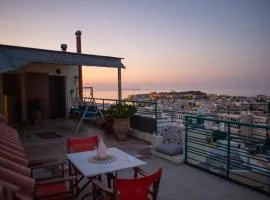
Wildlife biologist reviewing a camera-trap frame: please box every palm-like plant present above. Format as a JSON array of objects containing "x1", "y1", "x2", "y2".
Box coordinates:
[{"x1": 107, "y1": 104, "x2": 137, "y2": 119}]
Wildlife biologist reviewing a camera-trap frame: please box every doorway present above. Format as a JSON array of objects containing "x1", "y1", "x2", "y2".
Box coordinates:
[{"x1": 49, "y1": 76, "x2": 66, "y2": 118}]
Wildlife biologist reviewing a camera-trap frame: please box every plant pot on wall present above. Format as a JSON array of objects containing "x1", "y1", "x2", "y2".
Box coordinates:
[
  {"x1": 107, "y1": 103, "x2": 137, "y2": 141},
  {"x1": 112, "y1": 118, "x2": 131, "y2": 140}
]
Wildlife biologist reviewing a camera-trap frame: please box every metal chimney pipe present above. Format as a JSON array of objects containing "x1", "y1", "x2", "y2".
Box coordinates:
[
  {"x1": 75, "y1": 30, "x2": 83, "y2": 100},
  {"x1": 61, "y1": 44, "x2": 67, "y2": 51},
  {"x1": 75, "y1": 30, "x2": 82, "y2": 53}
]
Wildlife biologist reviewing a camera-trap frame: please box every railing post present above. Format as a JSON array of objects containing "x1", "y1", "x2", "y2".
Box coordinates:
[
  {"x1": 154, "y1": 101, "x2": 157, "y2": 135},
  {"x1": 184, "y1": 116, "x2": 188, "y2": 163},
  {"x1": 171, "y1": 111, "x2": 174, "y2": 126},
  {"x1": 102, "y1": 99, "x2": 105, "y2": 113},
  {"x1": 226, "y1": 122, "x2": 231, "y2": 179}
]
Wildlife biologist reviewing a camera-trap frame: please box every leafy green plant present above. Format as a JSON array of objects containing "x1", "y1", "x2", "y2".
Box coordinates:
[{"x1": 107, "y1": 103, "x2": 137, "y2": 119}]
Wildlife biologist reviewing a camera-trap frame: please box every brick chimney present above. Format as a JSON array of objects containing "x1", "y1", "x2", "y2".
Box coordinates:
[{"x1": 75, "y1": 30, "x2": 83, "y2": 100}]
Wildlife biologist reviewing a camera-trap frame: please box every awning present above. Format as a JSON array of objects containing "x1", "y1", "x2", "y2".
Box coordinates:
[{"x1": 0, "y1": 44, "x2": 125, "y2": 73}]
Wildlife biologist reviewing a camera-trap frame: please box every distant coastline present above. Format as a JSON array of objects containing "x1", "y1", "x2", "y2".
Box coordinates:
[{"x1": 85, "y1": 88, "x2": 269, "y2": 100}]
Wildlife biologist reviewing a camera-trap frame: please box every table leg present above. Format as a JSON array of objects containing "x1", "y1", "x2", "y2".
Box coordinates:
[{"x1": 106, "y1": 172, "x2": 117, "y2": 188}]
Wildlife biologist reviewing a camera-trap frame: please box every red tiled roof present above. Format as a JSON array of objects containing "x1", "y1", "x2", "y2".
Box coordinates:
[{"x1": 0, "y1": 120, "x2": 35, "y2": 200}]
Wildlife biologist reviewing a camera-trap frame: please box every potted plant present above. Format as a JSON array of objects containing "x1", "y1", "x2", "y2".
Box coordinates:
[{"x1": 107, "y1": 103, "x2": 137, "y2": 140}]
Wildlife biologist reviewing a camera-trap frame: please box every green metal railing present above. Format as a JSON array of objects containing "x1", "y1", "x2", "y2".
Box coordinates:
[{"x1": 185, "y1": 115, "x2": 270, "y2": 194}]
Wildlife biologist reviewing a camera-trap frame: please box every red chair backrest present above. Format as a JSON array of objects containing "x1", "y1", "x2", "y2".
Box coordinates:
[
  {"x1": 67, "y1": 136, "x2": 98, "y2": 153},
  {"x1": 115, "y1": 168, "x2": 163, "y2": 200}
]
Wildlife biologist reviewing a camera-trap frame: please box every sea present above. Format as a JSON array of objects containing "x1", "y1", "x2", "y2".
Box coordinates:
[{"x1": 85, "y1": 88, "x2": 269, "y2": 100}]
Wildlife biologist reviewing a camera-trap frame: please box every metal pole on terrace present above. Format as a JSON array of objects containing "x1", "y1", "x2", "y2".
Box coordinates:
[
  {"x1": 118, "y1": 68, "x2": 122, "y2": 104},
  {"x1": 154, "y1": 101, "x2": 158, "y2": 135},
  {"x1": 226, "y1": 122, "x2": 231, "y2": 179},
  {"x1": 184, "y1": 116, "x2": 188, "y2": 163}
]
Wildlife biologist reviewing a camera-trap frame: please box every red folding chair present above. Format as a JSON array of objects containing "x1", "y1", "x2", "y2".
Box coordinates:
[
  {"x1": 67, "y1": 136, "x2": 99, "y2": 198},
  {"x1": 92, "y1": 167, "x2": 163, "y2": 200},
  {"x1": 34, "y1": 174, "x2": 76, "y2": 200}
]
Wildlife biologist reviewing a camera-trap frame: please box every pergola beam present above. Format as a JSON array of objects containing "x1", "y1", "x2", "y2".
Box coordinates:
[{"x1": 118, "y1": 68, "x2": 122, "y2": 103}]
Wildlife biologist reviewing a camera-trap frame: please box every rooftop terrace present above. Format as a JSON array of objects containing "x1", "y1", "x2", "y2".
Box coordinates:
[{"x1": 19, "y1": 118, "x2": 269, "y2": 200}]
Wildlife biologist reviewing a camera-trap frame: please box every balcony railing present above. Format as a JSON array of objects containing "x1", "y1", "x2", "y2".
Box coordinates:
[
  {"x1": 79, "y1": 98, "x2": 270, "y2": 194},
  {"x1": 82, "y1": 97, "x2": 158, "y2": 134},
  {"x1": 82, "y1": 98, "x2": 186, "y2": 138},
  {"x1": 185, "y1": 115, "x2": 270, "y2": 194}
]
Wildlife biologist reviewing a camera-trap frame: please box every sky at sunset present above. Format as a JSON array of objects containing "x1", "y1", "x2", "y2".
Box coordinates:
[{"x1": 1, "y1": 0, "x2": 270, "y2": 95}]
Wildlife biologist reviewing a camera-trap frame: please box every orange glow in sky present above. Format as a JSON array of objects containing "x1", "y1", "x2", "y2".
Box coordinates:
[{"x1": 1, "y1": 0, "x2": 269, "y2": 95}]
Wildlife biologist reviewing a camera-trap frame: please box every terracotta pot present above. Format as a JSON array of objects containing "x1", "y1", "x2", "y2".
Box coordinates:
[{"x1": 112, "y1": 118, "x2": 130, "y2": 141}]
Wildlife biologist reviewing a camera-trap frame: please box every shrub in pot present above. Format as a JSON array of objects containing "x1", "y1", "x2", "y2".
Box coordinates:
[{"x1": 107, "y1": 103, "x2": 137, "y2": 140}]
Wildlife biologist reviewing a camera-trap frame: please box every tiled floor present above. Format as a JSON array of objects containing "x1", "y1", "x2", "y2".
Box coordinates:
[
  {"x1": 20, "y1": 118, "x2": 269, "y2": 200},
  {"x1": 21, "y1": 118, "x2": 149, "y2": 160}
]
